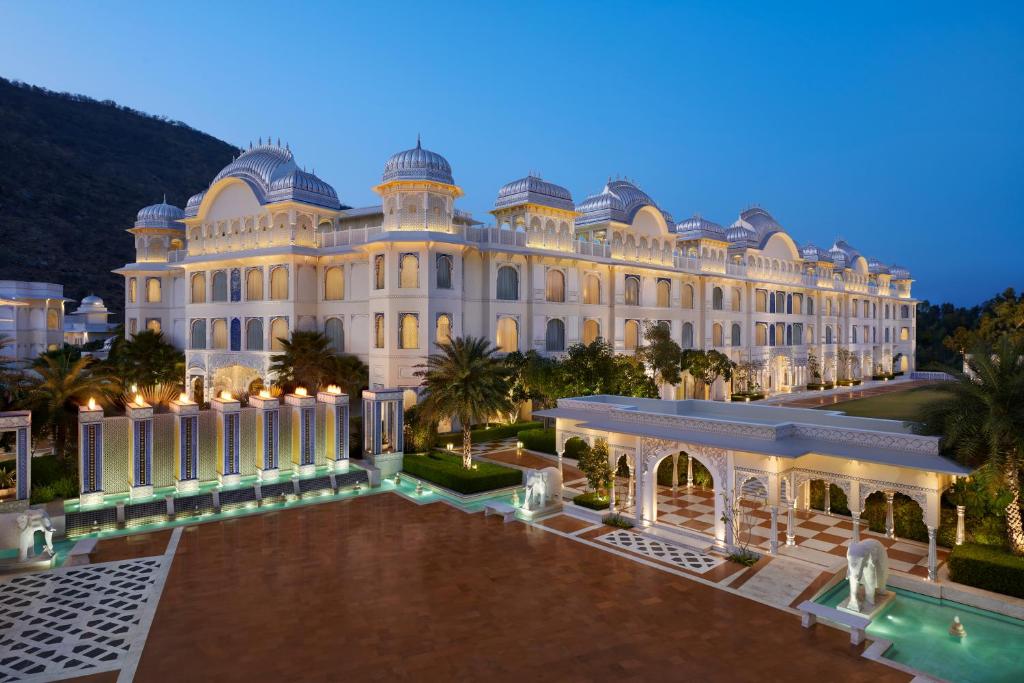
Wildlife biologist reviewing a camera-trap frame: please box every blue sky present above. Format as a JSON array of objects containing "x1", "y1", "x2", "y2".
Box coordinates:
[{"x1": 2, "y1": 1, "x2": 1021, "y2": 305}]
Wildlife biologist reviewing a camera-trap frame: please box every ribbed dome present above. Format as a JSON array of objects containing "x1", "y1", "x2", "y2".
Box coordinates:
[
  {"x1": 183, "y1": 191, "x2": 206, "y2": 218},
  {"x1": 199, "y1": 142, "x2": 341, "y2": 210},
  {"x1": 829, "y1": 239, "x2": 861, "y2": 268},
  {"x1": 575, "y1": 179, "x2": 672, "y2": 227},
  {"x1": 676, "y1": 214, "x2": 726, "y2": 240},
  {"x1": 801, "y1": 243, "x2": 832, "y2": 262},
  {"x1": 737, "y1": 207, "x2": 783, "y2": 244},
  {"x1": 213, "y1": 143, "x2": 296, "y2": 188},
  {"x1": 889, "y1": 264, "x2": 911, "y2": 279},
  {"x1": 267, "y1": 167, "x2": 340, "y2": 207},
  {"x1": 726, "y1": 224, "x2": 757, "y2": 245},
  {"x1": 80, "y1": 294, "x2": 104, "y2": 306},
  {"x1": 382, "y1": 137, "x2": 454, "y2": 184},
  {"x1": 867, "y1": 257, "x2": 890, "y2": 274},
  {"x1": 494, "y1": 174, "x2": 573, "y2": 211},
  {"x1": 134, "y1": 200, "x2": 185, "y2": 229}
]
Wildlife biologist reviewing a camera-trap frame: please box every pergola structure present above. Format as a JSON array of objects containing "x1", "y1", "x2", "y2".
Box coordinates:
[{"x1": 537, "y1": 396, "x2": 971, "y2": 580}]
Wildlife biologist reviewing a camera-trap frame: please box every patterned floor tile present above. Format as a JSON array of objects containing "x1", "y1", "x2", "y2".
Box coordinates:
[{"x1": 597, "y1": 530, "x2": 724, "y2": 574}]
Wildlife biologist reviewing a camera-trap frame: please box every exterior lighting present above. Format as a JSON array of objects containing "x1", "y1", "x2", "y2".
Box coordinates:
[
  {"x1": 134, "y1": 393, "x2": 145, "y2": 406},
  {"x1": 516, "y1": 440, "x2": 523, "y2": 450},
  {"x1": 220, "y1": 390, "x2": 233, "y2": 401},
  {"x1": 295, "y1": 387, "x2": 308, "y2": 396},
  {"x1": 178, "y1": 392, "x2": 190, "y2": 403},
  {"x1": 130, "y1": 383, "x2": 138, "y2": 394},
  {"x1": 258, "y1": 389, "x2": 271, "y2": 399},
  {"x1": 87, "y1": 397, "x2": 97, "y2": 410},
  {"x1": 446, "y1": 442, "x2": 454, "y2": 451},
  {"x1": 327, "y1": 384, "x2": 341, "y2": 395}
]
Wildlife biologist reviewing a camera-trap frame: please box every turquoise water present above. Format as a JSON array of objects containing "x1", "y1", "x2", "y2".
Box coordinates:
[{"x1": 817, "y1": 583, "x2": 1024, "y2": 682}]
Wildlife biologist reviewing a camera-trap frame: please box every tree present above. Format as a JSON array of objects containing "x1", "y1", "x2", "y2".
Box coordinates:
[
  {"x1": 734, "y1": 358, "x2": 765, "y2": 394},
  {"x1": 416, "y1": 336, "x2": 513, "y2": 469},
  {"x1": 944, "y1": 288, "x2": 1024, "y2": 357},
  {"x1": 269, "y1": 331, "x2": 342, "y2": 392},
  {"x1": 807, "y1": 351, "x2": 821, "y2": 383},
  {"x1": 637, "y1": 323, "x2": 682, "y2": 393},
  {"x1": 681, "y1": 349, "x2": 736, "y2": 399},
  {"x1": 105, "y1": 329, "x2": 185, "y2": 392},
  {"x1": 577, "y1": 439, "x2": 612, "y2": 496},
  {"x1": 331, "y1": 353, "x2": 369, "y2": 400},
  {"x1": 554, "y1": 338, "x2": 620, "y2": 397},
  {"x1": 920, "y1": 336, "x2": 1024, "y2": 555},
  {"x1": 612, "y1": 354, "x2": 659, "y2": 398},
  {"x1": 836, "y1": 347, "x2": 852, "y2": 381},
  {"x1": 504, "y1": 350, "x2": 557, "y2": 419},
  {"x1": 29, "y1": 354, "x2": 116, "y2": 459}
]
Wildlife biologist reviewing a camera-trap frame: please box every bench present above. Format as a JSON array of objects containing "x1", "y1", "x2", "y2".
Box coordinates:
[
  {"x1": 65, "y1": 537, "x2": 98, "y2": 567},
  {"x1": 484, "y1": 502, "x2": 517, "y2": 523},
  {"x1": 797, "y1": 600, "x2": 871, "y2": 646}
]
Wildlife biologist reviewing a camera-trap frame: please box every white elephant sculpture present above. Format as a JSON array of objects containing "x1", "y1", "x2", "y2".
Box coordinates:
[
  {"x1": 846, "y1": 538, "x2": 889, "y2": 613},
  {"x1": 17, "y1": 509, "x2": 55, "y2": 562},
  {"x1": 521, "y1": 467, "x2": 562, "y2": 512}
]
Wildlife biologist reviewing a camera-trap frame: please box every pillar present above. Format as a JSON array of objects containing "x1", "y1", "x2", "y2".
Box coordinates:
[
  {"x1": 318, "y1": 387, "x2": 350, "y2": 472},
  {"x1": 249, "y1": 393, "x2": 280, "y2": 480},
  {"x1": 362, "y1": 389, "x2": 404, "y2": 479},
  {"x1": 626, "y1": 459, "x2": 635, "y2": 509},
  {"x1": 170, "y1": 395, "x2": 199, "y2": 493},
  {"x1": 769, "y1": 505, "x2": 779, "y2": 554},
  {"x1": 927, "y1": 526, "x2": 938, "y2": 581},
  {"x1": 77, "y1": 403, "x2": 103, "y2": 505},
  {"x1": 126, "y1": 395, "x2": 154, "y2": 499},
  {"x1": 786, "y1": 498, "x2": 797, "y2": 547},
  {"x1": 955, "y1": 505, "x2": 966, "y2": 546},
  {"x1": 671, "y1": 453, "x2": 679, "y2": 491},
  {"x1": 824, "y1": 483, "x2": 831, "y2": 516},
  {"x1": 212, "y1": 392, "x2": 241, "y2": 486},
  {"x1": 286, "y1": 389, "x2": 317, "y2": 477},
  {"x1": 885, "y1": 490, "x2": 896, "y2": 539},
  {"x1": 686, "y1": 454, "x2": 694, "y2": 489},
  {"x1": 851, "y1": 511, "x2": 861, "y2": 543}
]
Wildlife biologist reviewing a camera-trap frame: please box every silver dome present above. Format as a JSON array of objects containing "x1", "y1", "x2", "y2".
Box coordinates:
[
  {"x1": 134, "y1": 200, "x2": 185, "y2": 229},
  {"x1": 575, "y1": 179, "x2": 672, "y2": 227},
  {"x1": 828, "y1": 239, "x2": 861, "y2": 268},
  {"x1": 737, "y1": 207, "x2": 784, "y2": 245},
  {"x1": 801, "y1": 243, "x2": 833, "y2": 262},
  {"x1": 867, "y1": 257, "x2": 890, "y2": 275},
  {"x1": 676, "y1": 214, "x2": 726, "y2": 241},
  {"x1": 889, "y1": 264, "x2": 911, "y2": 279},
  {"x1": 382, "y1": 137, "x2": 454, "y2": 185},
  {"x1": 494, "y1": 174, "x2": 573, "y2": 211},
  {"x1": 183, "y1": 190, "x2": 206, "y2": 217},
  {"x1": 208, "y1": 142, "x2": 341, "y2": 210},
  {"x1": 267, "y1": 167, "x2": 340, "y2": 207}
]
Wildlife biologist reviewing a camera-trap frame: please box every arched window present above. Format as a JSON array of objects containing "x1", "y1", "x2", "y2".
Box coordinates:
[
  {"x1": 324, "y1": 317, "x2": 344, "y2": 352},
  {"x1": 681, "y1": 283, "x2": 694, "y2": 309},
  {"x1": 793, "y1": 293, "x2": 803, "y2": 314},
  {"x1": 545, "y1": 319, "x2": 566, "y2": 351},
  {"x1": 732, "y1": 288, "x2": 742, "y2": 312},
  {"x1": 246, "y1": 318, "x2": 263, "y2": 350},
  {"x1": 786, "y1": 294, "x2": 793, "y2": 314},
  {"x1": 712, "y1": 322, "x2": 723, "y2": 346},
  {"x1": 374, "y1": 313, "x2": 385, "y2": 348},
  {"x1": 825, "y1": 325, "x2": 834, "y2": 344},
  {"x1": 211, "y1": 319, "x2": 228, "y2": 349},
  {"x1": 731, "y1": 323, "x2": 741, "y2": 346},
  {"x1": 399, "y1": 313, "x2": 419, "y2": 349},
  {"x1": 624, "y1": 319, "x2": 640, "y2": 350},
  {"x1": 324, "y1": 267, "x2": 344, "y2": 300},
  {"x1": 270, "y1": 267, "x2": 288, "y2": 300},
  {"x1": 435, "y1": 314, "x2": 452, "y2": 346},
  {"x1": 807, "y1": 325, "x2": 815, "y2": 343},
  {"x1": 211, "y1": 271, "x2": 228, "y2": 302},
  {"x1": 852, "y1": 326, "x2": 858, "y2": 343},
  {"x1": 496, "y1": 266, "x2": 519, "y2": 300},
  {"x1": 769, "y1": 324, "x2": 777, "y2": 346},
  {"x1": 436, "y1": 254, "x2": 453, "y2": 289},
  {"x1": 399, "y1": 254, "x2": 419, "y2": 288},
  {"x1": 807, "y1": 297, "x2": 814, "y2": 315},
  {"x1": 374, "y1": 255, "x2": 385, "y2": 290},
  {"x1": 756, "y1": 323, "x2": 767, "y2": 346},
  {"x1": 786, "y1": 324, "x2": 793, "y2": 345},
  {"x1": 190, "y1": 320, "x2": 206, "y2": 349},
  {"x1": 826, "y1": 299, "x2": 833, "y2": 316},
  {"x1": 885, "y1": 327, "x2": 890, "y2": 343},
  {"x1": 496, "y1": 317, "x2": 518, "y2": 353},
  {"x1": 756, "y1": 289, "x2": 768, "y2": 312},
  {"x1": 901, "y1": 305, "x2": 910, "y2": 319},
  {"x1": 852, "y1": 299, "x2": 859, "y2": 318},
  {"x1": 47, "y1": 308, "x2": 59, "y2": 330},
  {"x1": 712, "y1": 286, "x2": 724, "y2": 310},
  {"x1": 270, "y1": 318, "x2": 289, "y2": 351},
  {"x1": 885, "y1": 304, "x2": 890, "y2": 319},
  {"x1": 545, "y1": 269, "x2": 565, "y2": 302},
  {"x1": 769, "y1": 291, "x2": 776, "y2": 313},
  {"x1": 656, "y1": 279, "x2": 671, "y2": 307},
  {"x1": 583, "y1": 319, "x2": 600, "y2": 345},
  {"x1": 146, "y1": 278, "x2": 161, "y2": 303},
  {"x1": 900, "y1": 326, "x2": 910, "y2": 341},
  {"x1": 128, "y1": 277, "x2": 137, "y2": 304},
  {"x1": 246, "y1": 269, "x2": 264, "y2": 301},
  {"x1": 583, "y1": 274, "x2": 601, "y2": 304},
  {"x1": 681, "y1": 322, "x2": 694, "y2": 349},
  {"x1": 624, "y1": 275, "x2": 640, "y2": 306},
  {"x1": 146, "y1": 318, "x2": 161, "y2": 333},
  {"x1": 191, "y1": 273, "x2": 205, "y2": 303},
  {"x1": 776, "y1": 291, "x2": 785, "y2": 313}
]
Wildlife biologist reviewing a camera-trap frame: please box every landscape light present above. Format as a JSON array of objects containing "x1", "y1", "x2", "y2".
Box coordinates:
[
  {"x1": 295, "y1": 387, "x2": 308, "y2": 396},
  {"x1": 134, "y1": 393, "x2": 145, "y2": 406},
  {"x1": 87, "y1": 397, "x2": 97, "y2": 410},
  {"x1": 220, "y1": 390, "x2": 233, "y2": 400},
  {"x1": 258, "y1": 389, "x2": 271, "y2": 399},
  {"x1": 178, "y1": 392, "x2": 190, "y2": 403}
]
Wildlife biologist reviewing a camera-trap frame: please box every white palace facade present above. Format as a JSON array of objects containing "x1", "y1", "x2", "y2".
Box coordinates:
[{"x1": 116, "y1": 139, "x2": 917, "y2": 401}]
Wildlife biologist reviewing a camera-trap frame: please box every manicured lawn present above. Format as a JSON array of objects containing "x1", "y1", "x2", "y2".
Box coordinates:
[
  {"x1": 402, "y1": 450, "x2": 522, "y2": 494},
  {"x1": 818, "y1": 386, "x2": 948, "y2": 422}
]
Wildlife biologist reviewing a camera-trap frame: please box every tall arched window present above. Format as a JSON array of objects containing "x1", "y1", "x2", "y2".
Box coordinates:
[
  {"x1": 211, "y1": 271, "x2": 228, "y2": 302},
  {"x1": 825, "y1": 325, "x2": 834, "y2": 344},
  {"x1": 731, "y1": 323, "x2": 741, "y2": 346},
  {"x1": 270, "y1": 318, "x2": 288, "y2": 351},
  {"x1": 496, "y1": 317, "x2": 518, "y2": 353},
  {"x1": 852, "y1": 326, "x2": 858, "y2": 343},
  {"x1": 399, "y1": 314, "x2": 419, "y2": 349},
  {"x1": 47, "y1": 309, "x2": 59, "y2": 330},
  {"x1": 211, "y1": 319, "x2": 228, "y2": 349},
  {"x1": 374, "y1": 313, "x2": 385, "y2": 348},
  {"x1": 756, "y1": 289, "x2": 768, "y2": 312},
  {"x1": 545, "y1": 319, "x2": 565, "y2": 352},
  {"x1": 246, "y1": 268, "x2": 264, "y2": 301},
  {"x1": 583, "y1": 274, "x2": 601, "y2": 304},
  {"x1": 374, "y1": 255, "x2": 385, "y2": 290},
  {"x1": 807, "y1": 297, "x2": 814, "y2": 315},
  {"x1": 624, "y1": 275, "x2": 640, "y2": 306},
  {"x1": 786, "y1": 294, "x2": 793, "y2": 314},
  {"x1": 191, "y1": 273, "x2": 205, "y2": 303},
  {"x1": 656, "y1": 279, "x2": 671, "y2": 307},
  {"x1": 885, "y1": 327, "x2": 890, "y2": 343},
  {"x1": 190, "y1": 320, "x2": 206, "y2": 349},
  {"x1": 270, "y1": 267, "x2": 288, "y2": 300},
  {"x1": 496, "y1": 266, "x2": 519, "y2": 300},
  {"x1": 435, "y1": 314, "x2": 452, "y2": 346},
  {"x1": 852, "y1": 299, "x2": 859, "y2": 318},
  {"x1": 624, "y1": 320, "x2": 640, "y2": 350},
  {"x1": 545, "y1": 269, "x2": 565, "y2": 302},
  {"x1": 246, "y1": 318, "x2": 263, "y2": 350},
  {"x1": 324, "y1": 267, "x2": 344, "y2": 300},
  {"x1": 399, "y1": 254, "x2": 419, "y2": 288},
  {"x1": 769, "y1": 324, "x2": 777, "y2": 346},
  {"x1": 146, "y1": 278, "x2": 161, "y2": 303},
  {"x1": 324, "y1": 317, "x2": 344, "y2": 352},
  {"x1": 583, "y1": 319, "x2": 600, "y2": 345},
  {"x1": 732, "y1": 288, "x2": 742, "y2": 312},
  {"x1": 128, "y1": 277, "x2": 137, "y2": 304},
  {"x1": 712, "y1": 287, "x2": 724, "y2": 310},
  {"x1": 712, "y1": 322, "x2": 723, "y2": 346},
  {"x1": 681, "y1": 322, "x2": 694, "y2": 349},
  {"x1": 786, "y1": 324, "x2": 793, "y2": 345},
  {"x1": 436, "y1": 254, "x2": 453, "y2": 289},
  {"x1": 681, "y1": 283, "x2": 694, "y2": 309},
  {"x1": 756, "y1": 323, "x2": 767, "y2": 346},
  {"x1": 901, "y1": 305, "x2": 910, "y2": 319}
]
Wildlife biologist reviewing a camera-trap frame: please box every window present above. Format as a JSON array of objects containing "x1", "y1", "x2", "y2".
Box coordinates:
[
  {"x1": 211, "y1": 271, "x2": 228, "y2": 302},
  {"x1": 793, "y1": 293, "x2": 803, "y2": 314},
  {"x1": 901, "y1": 305, "x2": 910, "y2": 319},
  {"x1": 191, "y1": 273, "x2": 206, "y2": 303},
  {"x1": 436, "y1": 254, "x2": 453, "y2": 289},
  {"x1": 324, "y1": 317, "x2": 344, "y2": 352},
  {"x1": 807, "y1": 297, "x2": 814, "y2": 315},
  {"x1": 731, "y1": 323, "x2": 741, "y2": 346},
  {"x1": 374, "y1": 255, "x2": 385, "y2": 290},
  {"x1": 656, "y1": 279, "x2": 670, "y2": 307},
  {"x1": 144, "y1": 277, "x2": 161, "y2": 303},
  {"x1": 246, "y1": 319, "x2": 264, "y2": 350},
  {"x1": 793, "y1": 323, "x2": 803, "y2": 344},
  {"x1": 374, "y1": 313, "x2": 385, "y2": 348},
  {"x1": 270, "y1": 266, "x2": 288, "y2": 300},
  {"x1": 786, "y1": 294, "x2": 793, "y2": 314},
  {"x1": 270, "y1": 318, "x2": 288, "y2": 351},
  {"x1": 496, "y1": 265, "x2": 519, "y2": 300},
  {"x1": 786, "y1": 324, "x2": 793, "y2": 346},
  {"x1": 852, "y1": 299, "x2": 859, "y2": 318},
  {"x1": 885, "y1": 304, "x2": 890, "y2": 319},
  {"x1": 545, "y1": 269, "x2": 565, "y2": 302},
  {"x1": 246, "y1": 269, "x2": 264, "y2": 301},
  {"x1": 826, "y1": 299, "x2": 833, "y2": 316},
  {"x1": 864, "y1": 301, "x2": 870, "y2": 318},
  {"x1": 852, "y1": 327, "x2": 858, "y2": 343},
  {"x1": 712, "y1": 323, "x2": 723, "y2": 346},
  {"x1": 545, "y1": 319, "x2": 566, "y2": 351},
  {"x1": 806, "y1": 325, "x2": 814, "y2": 344},
  {"x1": 583, "y1": 274, "x2": 601, "y2": 304},
  {"x1": 712, "y1": 286, "x2": 724, "y2": 310},
  {"x1": 624, "y1": 275, "x2": 640, "y2": 306},
  {"x1": 900, "y1": 326, "x2": 910, "y2": 341},
  {"x1": 583, "y1": 319, "x2": 600, "y2": 345},
  {"x1": 324, "y1": 267, "x2": 344, "y2": 300},
  {"x1": 885, "y1": 327, "x2": 890, "y2": 343},
  {"x1": 756, "y1": 289, "x2": 768, "y2": 313},
  {"x1": 398, "y1": 314, "x2": 419, "y2": 349},
  {"x1": 128, "y1": 277, "x2": 137, "y2": 304},
  {"x1": 211, "y1": 319, "x2": 228, "y2": 349},
  {"x1": 399, "y1": 254, "x2": 419, "y2": 288},
  {"x1": 190, "y1": 320, "x2": 206, "y2": 349},
  {"x1": 732, "y1": 288, "x2": 742, "y2": 312},
  {"x1": 825, "y1": 325, "x2": 834, "y2": 344},
  {"x1": 624, "y1": 320, "x2": 640, "y2": 351},
  {"x1": 436, "y1": 314, "x2": 452, "y2": 346},
  {"x1": 146, "y1": 318, "x2": 161, "y2": 333},
  {"x1": 775, "y1": 292, "x2": 785, "y2": 313},
  {"x1": 756, "y1": 323, "x2": 767, "y2": 346},
  {"x1": 681, "y1": 322, "x2": 694, "y2": 349},
  {"x1": 46, "y1": 309, "x2": 59, "y2": 330},
  {"x1": 681, "y1": 283, "x2": 694, "y2": 309},
  {"x1": 496, "y1": 317, "x2": 518, "y2": 353}
]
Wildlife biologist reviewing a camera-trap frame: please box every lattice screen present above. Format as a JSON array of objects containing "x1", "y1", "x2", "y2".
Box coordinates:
[
  {"x1": 279, "y1": 409, "x2": 293, "y2": 473},
  {"x1": 152, "y1": 414, "x2": 175, "y2": 488},
  {"x1": 240, "y1": 408, "x2": 259, "y2": 476},
  {"x1": 102, "y1": 416, "x2": 130, "y2": 494},
  {"x1": 198, "y1": 410, "x2": 217, "y2": 481},
  {"x1": 315, "y1": 403, "x2": 327, "y2": 467}
]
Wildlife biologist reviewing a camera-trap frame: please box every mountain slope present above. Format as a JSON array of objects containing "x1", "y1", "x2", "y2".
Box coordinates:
[{"x1": 0, "y1": 77, "x2": 237, "y2": 315}]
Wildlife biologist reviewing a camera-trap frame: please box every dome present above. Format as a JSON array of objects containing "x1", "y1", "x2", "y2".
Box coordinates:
[
  {"x1": 382, "y1": 137, "x2": 454, "y2": 185},
  {"x1": 676, "y1": 214, "x2": 726, "y2": 241},
  {"x1": 184, "y1": 190, "x2": 206, "y2": 218},
  {"x1": 801, "y1": 243, "x2": 833, "y2": 262},
  {"x1": 890, "y1": 264, "x2": 911, "y2": 279},
  {"x1": 575, "y1": 179, "x2": 672, "y2": 227},
  {"x1": 726, "y1": 224, "x2": 757, "y2": 246},
  {"x1": 81, "y1": 294, "x2": 104, "y2": 307},
  {"x1": 134, "y1": 200, "x2": 185, "y2": 229},
  {"x1": 207, "y1": 141, "x2": 341, "y2": 210},
  {"x1": 735, "y1": 207, "x2": 783, "y2": 245},
  {"x1": 828, "y1": 239, "x2": 861, "y2": 269},
  {"x1": 867, "y1": 257, "x2": 890, "y2": 274},
  {"x1": 267, "y1": 167, "x2": 341, "y2": 208},
  {"x1": 494, "y1": 174, "x2": 573, "y2": 211},
  {"x1": 72, "y1": 294, "x2": 109, "y2": 316}
]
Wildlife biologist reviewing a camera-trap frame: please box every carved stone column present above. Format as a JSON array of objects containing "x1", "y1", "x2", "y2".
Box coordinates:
[
  {"x1": 318, "y1": 388, "x2": 350, "y2": 472},
  {"x1": 286, "y1": 390, "x2": 317, "y2": 477},
  {"x1": 851, "y1": 511, "x2": 862, "y2": 543},
  {"x1": 126, "y1": 396, "x2": 154, "y2": 499},
  {"x1": 885, "y1": 490, "x2": 896, "y2": 539},
  {"x1": 927, "y1": 526, "x2": 938, "y2": 581},
  {"x1": 170, "y1": 396, "x2": 199, "y2": 493},
  {"x1": 769, "y1": 505, "x2": 779, "y2": 554},
  {"x1": 686, "y1": 455, "x2": 694, "y2": 489},
  {"x1": 955, "y1": 505, "x2": 966, "y2": 546},
  {"x1": 77, "y1": 404, "x2": 103, "y2": 505},
  {"x1": 671, "y1": 453, "x2": 679, "y2": 491},
  {"x1": 212, "y1": 393, "x2": 242, "y2": 486},
  {"x1": 786, "y1": 498, "x2": 797, "y2": 547}
]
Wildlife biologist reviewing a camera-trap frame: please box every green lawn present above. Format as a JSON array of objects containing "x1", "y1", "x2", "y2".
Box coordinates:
[
  {"x1": 402, "y1": 451, "x2": 522, "y2": 494},
  {"x1": 817, "y1": 386, "x2": 948, "y2": 422}
]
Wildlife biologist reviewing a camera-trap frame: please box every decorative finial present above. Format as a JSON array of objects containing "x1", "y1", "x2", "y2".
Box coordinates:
[
  {"x1": 162, "y1": 193, "x2": 166, "y2": 204},
  {"x1": 416, "y1": 133, "x2": 421, "y2": 149},
  {"x1": 286, "y1": 141, "x2": 290, "y2": 151},
  {"x1": 277, "y1": 137, "x2": 281, "y2": 147},
  {"x1": 258, "y1": 136, "x2": 262, "y2": 145}
]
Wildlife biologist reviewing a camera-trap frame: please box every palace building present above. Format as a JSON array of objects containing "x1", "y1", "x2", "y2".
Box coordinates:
[{"x1": 116, "y1": 139, "x2": 916, "y2": 401}]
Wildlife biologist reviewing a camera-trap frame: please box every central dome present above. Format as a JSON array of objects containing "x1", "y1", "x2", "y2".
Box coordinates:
[
  {"x1": 494, "y1": 174, "x2": 573, "y2": 211},
  {"x1": 382, "y1": 137, "x2": 454, "y2": 185}
]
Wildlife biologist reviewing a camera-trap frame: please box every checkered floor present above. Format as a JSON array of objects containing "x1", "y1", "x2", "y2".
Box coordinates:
[{"x1": 470, "y1": 437, "x2": 520, "y2": 457}]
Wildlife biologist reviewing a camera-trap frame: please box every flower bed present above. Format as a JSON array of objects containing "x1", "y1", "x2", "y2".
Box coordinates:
[{"x1": 573, "y1": 491, "x2": 610, "y2": 510}]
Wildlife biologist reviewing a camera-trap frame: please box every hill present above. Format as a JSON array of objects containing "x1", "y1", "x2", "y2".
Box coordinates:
[{"x1": 0, "y1": 77, "x2": 237, "y2": 316}]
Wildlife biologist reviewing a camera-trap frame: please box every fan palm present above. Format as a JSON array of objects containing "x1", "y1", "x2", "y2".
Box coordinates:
[
  {"x1": 269, "y1": 331, "x2": 339, "y2": 392},
  {"x1": 416, "y1": 337, "x2": 512, "y2": 469},
  {"x1": 29, "y1": 354, "x2": 117, "y2": 459},
  {"x1": 921, "y1": 336, "x2": 1024, "y2": 555}
]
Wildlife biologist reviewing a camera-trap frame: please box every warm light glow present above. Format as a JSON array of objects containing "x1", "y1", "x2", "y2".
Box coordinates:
[
  {"x1": 178, "y1": 393, "x2": 190, "y2": 403},
  {"x1": 220, "y1": 390, "x2": 233, "y2": 400},
  {"x1": 446, "y1": 442, "x2": 454, "y2": 451},
  {"x1": 327, "y1": 384, "x2": 341, "y2": 395},
  {"x1": 130, "y1": 383, "x2": 138, "y2": 394},
  {"x1": 516, "y1": 441, "x2": 523, "y2": 450},
  {"x1": 87, "y1": 397, "x2": 97, "y2": 410},
  {"x1": 295, "y1": 387, "x2": 308, "y2": 396},
  {"x1": 134, "y1": 393, "x2": 145, "y2": 406},
  {"x1": 259, "y1": 389, "x2": 271, "y2": 399}
]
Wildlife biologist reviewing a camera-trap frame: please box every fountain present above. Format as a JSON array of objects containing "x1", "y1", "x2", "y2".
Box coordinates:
[
  {"x1": 949, "y1": 616, "x2": 967, "y2": 638},
  {"x1": 415, "y1": 481, "x2": 424, "y2": 496}
]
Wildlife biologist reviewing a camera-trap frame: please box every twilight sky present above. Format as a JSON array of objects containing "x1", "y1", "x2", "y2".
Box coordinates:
[{"x1": 1, "y1": 1, "x2": 1021, "y2": 305}]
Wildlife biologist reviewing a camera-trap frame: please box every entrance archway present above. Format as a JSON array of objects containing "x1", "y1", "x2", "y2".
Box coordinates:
[
  {"x1": 638, "y1": 444, "x2": 730, "y2": 545},
  {"x1": 648, "y1": 452, "x2": 718, "y2": 536}
]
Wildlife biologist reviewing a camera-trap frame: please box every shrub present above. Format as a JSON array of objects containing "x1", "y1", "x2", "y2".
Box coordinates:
[
  {"x1": 602, "y1": 513, "x2": 633, "y2": 529},
  {"x1": 809, "y1": 481, "x2": 852, "y2": 516},
  {"x1": 728, "y1": 549, "x2": 760, "y2": 567},
  {"x1": 807, "y1": 485, "x2": 928, "y2": 542},
  {"x1": 402, "y1": 451, "x2": 522, "y2": 494},
  {"x1": 564, "y1": 436, "x2": 589, "y2": 461},
  {"x1": 656, "y1": 454, "x2": 712, "y2": 487},
  {"x1": 730, "y1": 393, "x2": 765, "y2": 402},
  {"x1": 948, "y1": 544, "x2": 1024, "y2": 599},
  {"x1": 573, "y1": 491, "x2": 610, "y2": 510},
  {"x1": 518, "y1": 427, "x2": 555, "y2": 454},
  {"x1": 438, "y1": 421, "x2": 542, "y2": 444}
]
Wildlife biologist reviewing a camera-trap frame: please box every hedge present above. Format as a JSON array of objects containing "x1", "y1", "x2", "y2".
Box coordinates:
[
  {"x1": 402, "y1": 451, "x2": 522, "y2": 494},
  {"x1": 573, "y1": 491, "x2": 610, "y2": 510},
  {"x1": 439, "y1": 421, "x2": 542, "y2": 444},
  {"x1": 948, "y1": 544, "x2": 1024, "y2": 599},
  {"x1": 731, "y1": 392, "x2": 765, "y2": 402},
  {"x1": 809, "y1": 483, "x2": 928, "y2": 542},
  {"x1": 806, "y1": 382, "x2": 835, "y2": 390},
  {"x1": 518, "y1": 428, "x2": 555, "y2": 454},
  {"x1": 656, "y1": 454, "x2": 712, "y2": 487},
  {"x1": 836, "y1": 379, "x2": 862, "y2": 386}
]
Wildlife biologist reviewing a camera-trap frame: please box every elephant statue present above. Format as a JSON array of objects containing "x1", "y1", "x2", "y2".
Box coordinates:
[
  {"x1": 846, "y1": 538, "x2": 889, "y2": 613},
  {"x1": 521, "y1": 469, "x2": 549, "y2": 512},
  {"x1": 16, "y1": 509, "x2": 55, "y2": 562}
]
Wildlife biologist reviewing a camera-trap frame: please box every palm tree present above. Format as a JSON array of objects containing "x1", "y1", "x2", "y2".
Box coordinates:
[
  {"x1": 107, "y1": 329, "x2": 185, "y2": 388},
  {"x1": 29, "y1": 354, "x2": 116, "y2": 459},
  {"x1": 269, "y1": 331, "x2": 340, "y2": 392},
  {"x1": 921, "y1": 336, "x2": 1024, "y2": 555},
  {"x1": 416, "y1": 336, "x2": 512, "y2": 469}
]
